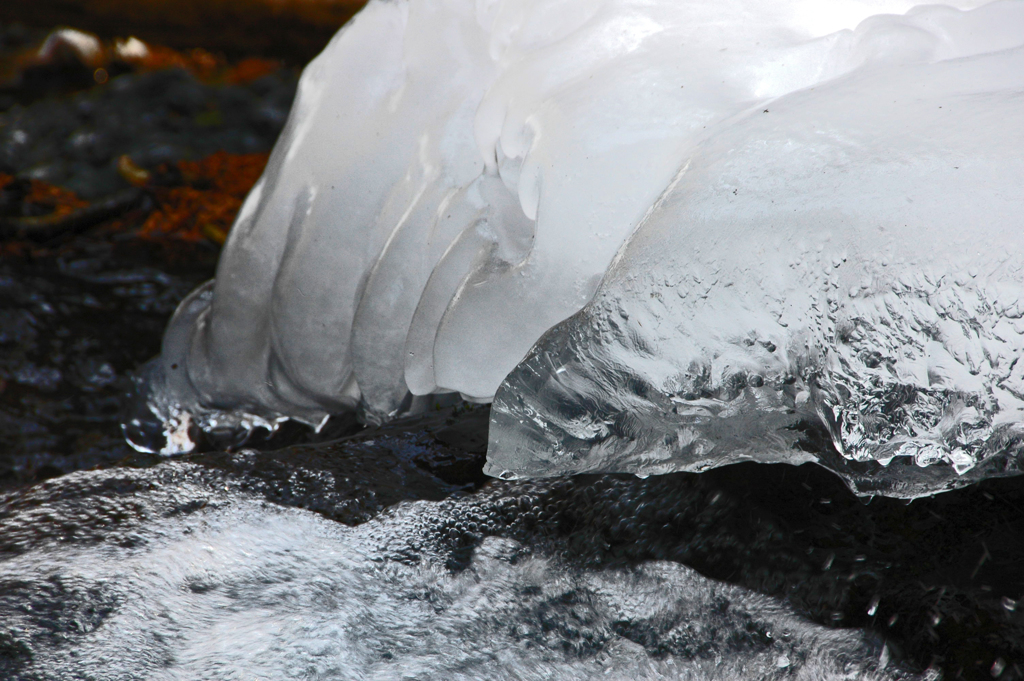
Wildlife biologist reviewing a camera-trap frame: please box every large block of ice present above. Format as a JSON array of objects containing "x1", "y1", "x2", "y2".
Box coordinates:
[
  {"x1": 488, "y1": 17, "x2": 1024, "y2": 497},
  {"x1": 127, "y1": 0, "x2": 1024, "y2": 498}
]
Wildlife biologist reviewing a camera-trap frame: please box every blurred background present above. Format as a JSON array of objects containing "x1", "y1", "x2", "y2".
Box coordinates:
[
  {"x1": 0, "y1": 0, "x2": 365, "y2": 489},
  {"x1": 3, "y1": 0, "x2": 366, "y2": 63}
]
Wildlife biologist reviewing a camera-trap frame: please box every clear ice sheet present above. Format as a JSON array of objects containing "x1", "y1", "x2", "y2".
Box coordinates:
[{"x1": 488, "y1": 6, "x2": 1024, "y2": 498}]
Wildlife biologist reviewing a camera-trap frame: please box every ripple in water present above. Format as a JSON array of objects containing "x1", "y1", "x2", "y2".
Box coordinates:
[{"x1": 0, "y1": 465, "x2": 919, "y2": 680}]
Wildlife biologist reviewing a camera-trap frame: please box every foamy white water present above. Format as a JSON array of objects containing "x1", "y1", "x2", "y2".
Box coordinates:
[{"x1": 0, "y1": 466, "x2": 910, "y2": 680}]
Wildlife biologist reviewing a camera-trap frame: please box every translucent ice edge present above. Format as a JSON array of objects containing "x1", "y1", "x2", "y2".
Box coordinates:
[
  {"x1": 128, "y1": 0, "x2": 1024, "y2": 497},
  {"x1": 487, "y1": 5, "x2": 1024, "y2": 498}
]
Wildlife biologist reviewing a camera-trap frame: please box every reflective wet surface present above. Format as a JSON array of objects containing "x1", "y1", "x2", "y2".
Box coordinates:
[
  {"x1": 0, "y1": 238, "x2": 215, "y2": 489},
  {"x1": 0, "y1": 19, "x2": 1022, "y2": 681},
  {"x1": 0, "y1": 462, "x2": 907, "y2": 680},
  {"x1": 2, "y1": 399, "x2": 1023, "y2": 678}
]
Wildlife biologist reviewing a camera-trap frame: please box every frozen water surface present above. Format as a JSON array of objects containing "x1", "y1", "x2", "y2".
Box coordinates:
[
  {"x1": 128, "y1": 0, "x2": 1024, "y2": 496},
  {"x1": 489, "y1": 5, "x2": 1024, "y2": 497},
  {"x1": 0, "y1": 465, "x2": 914, "y2": 680}
]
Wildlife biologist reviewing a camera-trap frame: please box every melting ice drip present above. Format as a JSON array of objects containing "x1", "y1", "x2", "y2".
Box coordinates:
[{"x1": 126, "y1": 0, "x2": 1024, "y2": 498}]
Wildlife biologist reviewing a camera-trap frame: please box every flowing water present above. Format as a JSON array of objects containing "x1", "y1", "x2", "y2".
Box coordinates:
[{"x1": 1, "y1": 461, "x2": 908, "y2": 681}]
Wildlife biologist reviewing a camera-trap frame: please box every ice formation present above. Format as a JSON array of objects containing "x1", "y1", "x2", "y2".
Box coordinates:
[
  {"x1": 489, "y1": 3, "x2": 1024, "y2": 496},
  {"x1": 129, "y1": 0, "x2": 1024, "y2": 495}
]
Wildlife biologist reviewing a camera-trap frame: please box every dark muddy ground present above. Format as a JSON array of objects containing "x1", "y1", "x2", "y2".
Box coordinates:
[{"x1": 0, "y1": 20, "x2": 1021, "y2": 681}]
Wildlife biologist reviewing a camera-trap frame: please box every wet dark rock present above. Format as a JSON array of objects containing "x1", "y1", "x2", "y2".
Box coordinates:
[
  {"x1": 483, "y1": 467, "x2": 1024, "y2": 680},
  {"x1": 0, "y1": 240, "x2": 216, "y2": 491}
]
